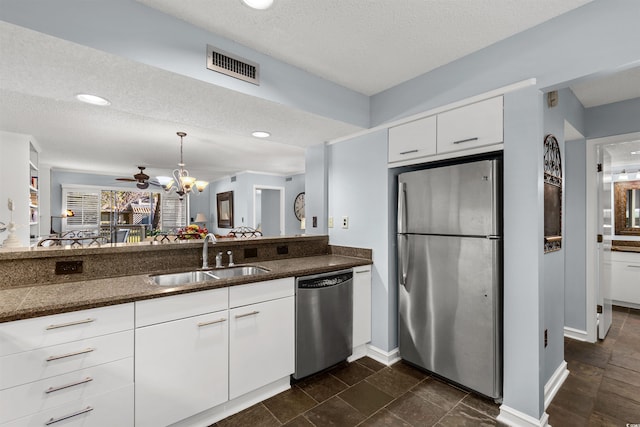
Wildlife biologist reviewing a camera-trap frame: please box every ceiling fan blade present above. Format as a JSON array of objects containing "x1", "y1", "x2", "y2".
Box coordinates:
[{"x1": 116, "y1": 177, "x2": 136, "y2": 182}]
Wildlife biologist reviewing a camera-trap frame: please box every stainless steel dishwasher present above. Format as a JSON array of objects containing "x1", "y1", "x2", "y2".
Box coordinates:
[{"x1": 293, "y1": 269, "x2": 353, "y2": 380}]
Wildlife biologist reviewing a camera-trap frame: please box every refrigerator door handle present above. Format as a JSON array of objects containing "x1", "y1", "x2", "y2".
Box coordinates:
[
  {"x1": 398, "y1": 182, "x2": 407, "y2": 234},
  {"x1": 398, "y1": 234, "x2": 409, "y2": 287}
]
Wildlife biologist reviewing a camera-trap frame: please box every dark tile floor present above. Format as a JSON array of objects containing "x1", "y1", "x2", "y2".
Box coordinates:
[
  {"x1": 548, "y1": 306, "x2": 640, "y2": 426},
  {"x1": 213, "y1": 306, "x2": 640, "y2": 427},
  {"x1": 213, "y1": 357, "x2": 501, "y2": 426}
]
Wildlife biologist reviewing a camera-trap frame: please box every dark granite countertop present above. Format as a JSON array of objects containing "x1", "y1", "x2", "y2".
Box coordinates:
[
  {"x1": 0, "y1": 255, "x2": 372, "y2": 323},
  {"x1": 612, "y1": 245, "x2": 640, "y2": 253}
]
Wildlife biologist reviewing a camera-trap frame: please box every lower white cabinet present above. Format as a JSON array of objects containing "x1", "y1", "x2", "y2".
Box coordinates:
[
  {"x1": 611, "y1": 251, "x2": 640, "y2": 305},
  {"x1": 229, "y1": 295, "x2": 294, "y2": 399},
  {"x1": 353, "y1": 267, "x2": 372, "y2": 348},
  {"x1": 134, "y1": 289, "x2": 229, "y2": 427},
  {"x1": 3, "y1": 384, "x2": 134, "y2": 427}
]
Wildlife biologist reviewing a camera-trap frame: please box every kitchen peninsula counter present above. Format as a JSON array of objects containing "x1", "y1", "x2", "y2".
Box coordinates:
[{"x1": 0, "y1": 241, "x2": 372, "y2": 323}]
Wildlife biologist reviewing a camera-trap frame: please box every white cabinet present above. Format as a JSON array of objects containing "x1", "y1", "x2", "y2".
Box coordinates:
[
  {"x1": 229, "y1": 278, "x2": 294, "y2": 400},
  {"x1": 611, "y1": 251, "x2": 640, "y2": 306},
  {"x1": 388, "y1": 115, "x2": 437, "y2": 163},
  {"x1": 353, "y1": 267, "x2": 372, "y2": 348},
  {"x1": 387, "y1": 96, "x2": 503, "y2": 165},
  {"x1": 134, "y1": 288, "x2": 229, "y2": 427},
  {"x1": 437, "y1": 96, "x2": 503, "y2": 154},
  {"x1": 0, "y1": 304, "x2": 134, "y2": 426}
]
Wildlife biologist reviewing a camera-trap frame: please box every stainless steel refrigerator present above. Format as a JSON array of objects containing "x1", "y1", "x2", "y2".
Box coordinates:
[{"x1": 397, "y1": 158, "x2": 502, "y2": 399}]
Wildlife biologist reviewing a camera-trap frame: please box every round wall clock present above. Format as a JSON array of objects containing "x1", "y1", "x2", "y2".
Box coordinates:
[{"x1": 294, "y1": 192, "x2": 305, "y2": 221}]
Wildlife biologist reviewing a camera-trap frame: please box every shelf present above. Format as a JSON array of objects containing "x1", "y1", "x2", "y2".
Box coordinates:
[
  {"x1": 29, "y1": 186, "x2": 38, "y2": 192},
  {"x1": 29, "y1": 203, "x2": 38, "y2": 208},
  {"x1": 29, "y1": 160, "x2": 38, "y2": 171},
  {"x1": 29, "y1": 222, "x2": 38, "y2": 226}
]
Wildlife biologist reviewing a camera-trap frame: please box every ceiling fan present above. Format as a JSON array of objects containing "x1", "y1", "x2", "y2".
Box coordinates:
[{"x1": 115, "y1": 166, "x2": 151, "y2": 189}]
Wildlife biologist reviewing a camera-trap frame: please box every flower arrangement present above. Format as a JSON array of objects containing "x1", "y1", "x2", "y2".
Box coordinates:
[{"x1": 177, "y1": 224, "x2": 208, "y2": 239}]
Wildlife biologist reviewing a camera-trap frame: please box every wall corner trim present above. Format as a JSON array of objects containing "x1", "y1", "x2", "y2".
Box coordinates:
[
  {"x1": 365, "y1": 345, "x2": 400, "y2": 366},
  {"x1": 544, "y1": 360, "x2": 569, "y2": 409},
  {"x1": 497, "y1": 405, "x2": 550, "y2": 427}
]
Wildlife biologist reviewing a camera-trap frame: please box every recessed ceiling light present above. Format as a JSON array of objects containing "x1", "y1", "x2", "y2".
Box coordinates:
[
  {"x1": 76, "y1": 93, "x2": 111, "y2": 106},
  {"x1": 631, "y1": 151, "x2": 640, "y2": 155},
  {"x1": 241, "y1": 0, "x2": 273, "y2": 10},
  {"x1": 252, "y1": 131, "x2": 271, "y2": 138}
]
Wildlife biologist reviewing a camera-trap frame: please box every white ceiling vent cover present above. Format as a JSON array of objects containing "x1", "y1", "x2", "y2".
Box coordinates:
[{"x1": 207, "y1": 44, "x2": 259, "y2": 85}]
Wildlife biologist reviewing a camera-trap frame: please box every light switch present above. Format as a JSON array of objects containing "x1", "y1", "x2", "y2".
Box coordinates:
[
  {"x1": 328, "y1": 217, "x2": 334, "y2": 228},
  {"x1": 342, "y1": 216, "x2": 349, "y2": 229}
]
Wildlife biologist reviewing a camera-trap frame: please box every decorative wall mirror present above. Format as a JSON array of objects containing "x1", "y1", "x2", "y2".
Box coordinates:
[
  {"x1": 543, "y1": 134, "x2": 562, "y2": 253},
  {"x1": 216, "y1": 191, "x2": 234, "y2": 229},
  {"x1": 614, "y1": 180, "x2": 640, "y2": 236}
]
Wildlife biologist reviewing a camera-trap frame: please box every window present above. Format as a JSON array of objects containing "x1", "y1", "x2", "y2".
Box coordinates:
[{"x1": 63, "y1": 189, "x2": 100, "y2": 231}]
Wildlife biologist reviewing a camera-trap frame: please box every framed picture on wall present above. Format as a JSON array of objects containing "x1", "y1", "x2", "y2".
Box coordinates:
[{"x1": 217, "y1": 191, "x2": 234, "y2": 229}]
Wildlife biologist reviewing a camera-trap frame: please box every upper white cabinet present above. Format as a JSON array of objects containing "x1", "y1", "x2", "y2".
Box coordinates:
[
  {"x1": 437, "y1": 96, "x2": 503, "y2": 154},
  {"x1": 388, "y1": 115, "x2": 437, "y2": 163},
  {"x1": 388, "y1": 96, "x2": 503, "y2": 165}
]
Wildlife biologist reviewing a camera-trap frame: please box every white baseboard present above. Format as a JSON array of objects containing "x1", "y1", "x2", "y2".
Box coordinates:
[
  {"x1": 497, "y1": 405, "x2": 550, "y2": 427},
  {"x1": 613, "y1": 300, "x2": 640, "y2": 310},
  {"x1": 171, "y1": 376, "x2": 291, "y2": 427},
  {"x1": 365, "y1": 344, "x2": 401, "y2": 366},
  {"x1": 348, "y1": 344, "x2": 368, "y2": 362},
  {"x1": 563, "y1": 326, "x2": 589, "y2": 342},
  {"x1": 544, "y1": 360, "x2": 569, "y2": 409}
]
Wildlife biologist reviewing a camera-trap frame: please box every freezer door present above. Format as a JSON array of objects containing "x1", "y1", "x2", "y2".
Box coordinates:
[
  {"x1": 398, "y1": 234, "x2": 502, "y2": 398},
  {"x1": 398, "y1": 159, "x2": 498, "y2": 236}
]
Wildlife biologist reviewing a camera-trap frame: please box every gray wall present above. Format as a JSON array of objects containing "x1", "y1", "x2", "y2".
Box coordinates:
[
  {"x1": 326, "y1": 130, "x2": 392, "y2": 350},
  {"x1": 260, "y1": 189, "x2": 280, "y2": 236},
  {"x1": 585, "y1": 97, "x2": 640, "y2": 139},
  {"x1": 305, "y1": 144, "x2": 328, "y2": 235},
  {"x1": 284, "y1": 174, "x2": 305, "y2": 236}
]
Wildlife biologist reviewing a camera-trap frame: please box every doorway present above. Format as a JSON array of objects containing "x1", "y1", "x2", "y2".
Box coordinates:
[{"x1": 253, "y1": 185, "x2": 285, "y2": 236}]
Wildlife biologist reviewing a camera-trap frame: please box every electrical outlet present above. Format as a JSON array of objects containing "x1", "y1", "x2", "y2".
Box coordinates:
[
  {"x1": 342, "y1": 216, "x2": 349, "y2": 229},
  {"x1": 328, "y1": 217, "x2": 334, "y2": 228}
]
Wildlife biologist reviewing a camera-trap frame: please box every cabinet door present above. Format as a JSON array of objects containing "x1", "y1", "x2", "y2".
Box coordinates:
[
  {"x1": 353, "y1": 267, "x2": 372, "y2": 348},
  {"x1": 437, "y1": 96, "x2": 503, "y2": 154},
  {"x1": 388, "y1": 115, "x2": 437, "y2": 163},
  {"x1": 611, "y1": 259, "x2": 640, "y2": 304},
  {"x1": 135, "y1": 310, "x2": 229, "y2": 427},
  {"x1": 229, "y1": 296, "x2": 294, "y2": 400}
]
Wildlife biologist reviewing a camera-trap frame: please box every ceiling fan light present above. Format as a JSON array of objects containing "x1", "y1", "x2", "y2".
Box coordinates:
[
  {"x1": 252, "y1": 131, "x2": 271, "y2": 138},
  {"x1": 156, "y1": 176, "x2": 173, "y2": 186},
  {"x1": 241, "y1": 0, "x2": 273, "y2": 10},
  {"x1": 195, "y1": 180, "x2": 209, "y2": 192}
]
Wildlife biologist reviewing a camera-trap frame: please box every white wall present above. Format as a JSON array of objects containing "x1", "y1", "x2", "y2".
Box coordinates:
[{"x1": 0, "y1": 131, "x2": 32, "y2": 247}]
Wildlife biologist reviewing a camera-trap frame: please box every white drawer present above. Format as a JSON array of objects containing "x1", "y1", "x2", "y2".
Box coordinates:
[
  {"x1": 135, "y1": 287, "x2": 228, "y2": 327},
  {"x1": 2, "y1": 383, "x2": 134, "y2": 427},
  {"x1": 0, "y1": 303, "x2": 134, "y2": 357},
  {"x1": 0, "y1": 330, "x2": 133, "y2": 390},
  {"x1": 0, "y1": 357, "x2": 133, "y2": 424},
  {"x1": 229, "y1": 278, "x2": 294, "y2": 308},
  {"x1": 437, "y1": 96, "x2": 503, "y2": 154}
]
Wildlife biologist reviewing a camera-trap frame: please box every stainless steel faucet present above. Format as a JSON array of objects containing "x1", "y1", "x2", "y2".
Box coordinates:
[
  {"x1": 201, "y1": 233, "x2": 217, "y2": 269},
  {"x1": 227, "y1": 250, "x2": 234, "y2": 266}
]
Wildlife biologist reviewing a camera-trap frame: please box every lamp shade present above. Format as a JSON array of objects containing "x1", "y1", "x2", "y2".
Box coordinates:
[{"x1": 194, "y1": 213, "x2": 207, "y2": 223}]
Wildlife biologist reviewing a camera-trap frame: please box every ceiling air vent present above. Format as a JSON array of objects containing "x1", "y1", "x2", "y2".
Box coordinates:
[{"x1": 207, "y1": 44, "x2": 259, "y2": 85}]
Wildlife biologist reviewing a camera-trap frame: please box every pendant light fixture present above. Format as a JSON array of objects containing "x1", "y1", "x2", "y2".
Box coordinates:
[{"x1": 163, "y1": 132, "x2": 208, "y2": 200}]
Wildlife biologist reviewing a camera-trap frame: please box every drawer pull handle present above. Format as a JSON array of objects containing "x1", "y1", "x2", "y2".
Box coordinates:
[
  {"x1": 399, "y1": 149, "x2": 419, "y2": 155},
  {"x1": 235, "y1": 310, "x2": 260, "y2": 319},
  {"x1": 45, "y1": 406, "x2": 93, "y2": 425},
  {"x1": 45, "y1": 377, "x2": 93, "y2": 394},
  {"x1": 46, "y1": 318, "x2": 94, "y2": 330},
  {"x1": 198, "y1": 318, "x2": 227, "y2": 327},
  {"x1": 46, "y1": 348, "x2": 95, "y2": 362},
  {"x1": 628, "y1": 265, "x2": 640, "y2": 268},
  {"x1": 355, "y1": 270, "x2": 371, "y2": 274},
  {"x1": 452, "y1": 137, "x2": 479, "y2": 145}
]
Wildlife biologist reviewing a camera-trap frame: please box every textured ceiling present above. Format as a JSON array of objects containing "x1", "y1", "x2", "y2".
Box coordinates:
[
  {"x1": 2, "y1": 0, "x2": 638, "y2": 182},
  {"x1": 137, "y1": 0, "x2": 594, "y2": 96},
  {"x1": 570, "y1": 66, "x2": 640, "y2": 108}
]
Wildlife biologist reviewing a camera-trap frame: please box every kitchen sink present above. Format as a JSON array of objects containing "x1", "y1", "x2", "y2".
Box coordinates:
[
  {"x1": 150, "y1": 266, "x2": 269, "y2": 286},
  {"x1": 207, "y1": 266, "x2": 269, "y2": 279}
]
